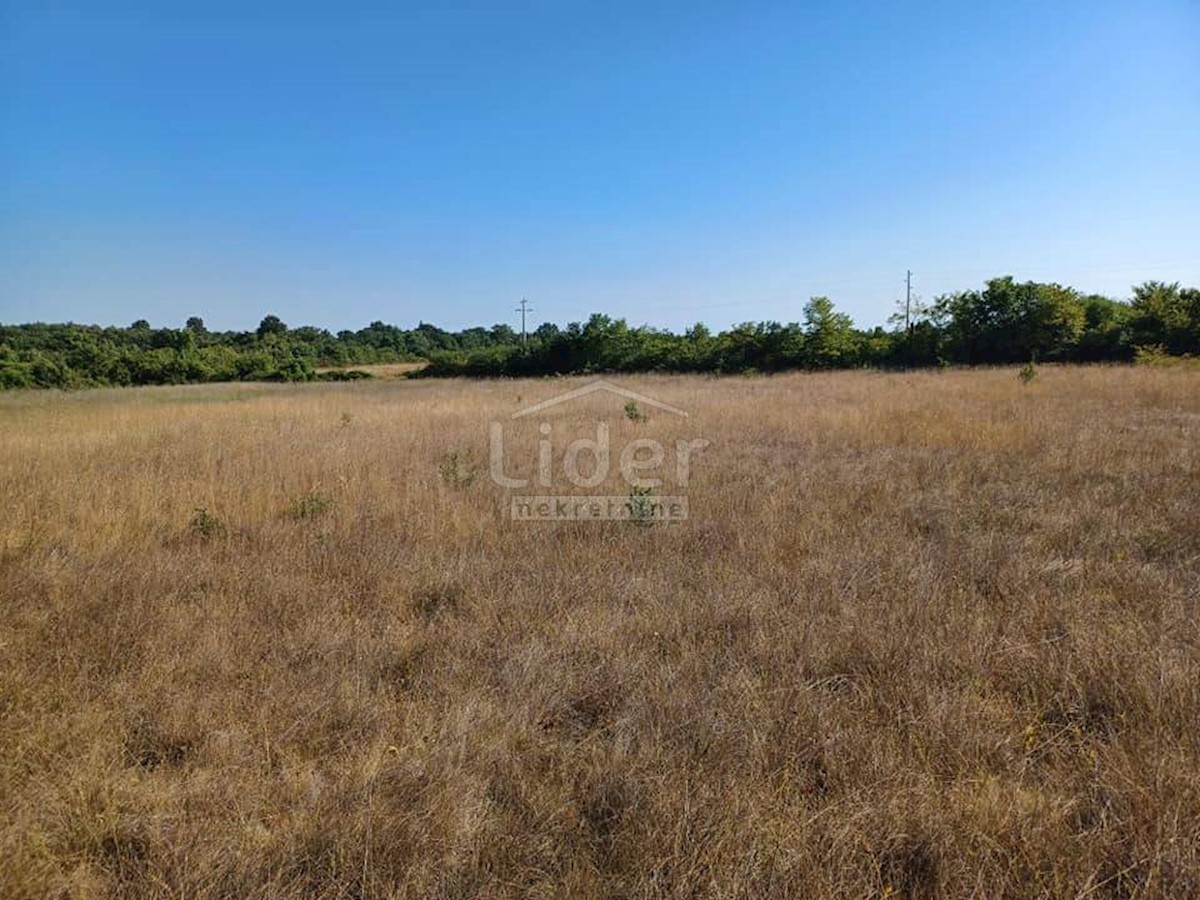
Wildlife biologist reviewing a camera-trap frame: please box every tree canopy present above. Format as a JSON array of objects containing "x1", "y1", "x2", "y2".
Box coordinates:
[{"x1": 2, "y1": 277, "x2": 1197, "y2": 389}]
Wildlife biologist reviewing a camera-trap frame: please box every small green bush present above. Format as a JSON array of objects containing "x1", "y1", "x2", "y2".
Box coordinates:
[
  {"x1": 439, "y1": 452, "x2": 474, "y2": 487},
  {"x1": 623, "y1": 401, "x2": 646, "y2": 422},
  {"x1": 1132, "y1": 344, "x2": 1197, "y2": 368},
  {"x1": 626, "y1": 486, "x2": 657, "y2": 526},
  {"x1": 285, "y1": 492, "x2": 333, "y2": 519},
  {"x1": 188, "y1": 507, "x2": 225, "y2": 539}
]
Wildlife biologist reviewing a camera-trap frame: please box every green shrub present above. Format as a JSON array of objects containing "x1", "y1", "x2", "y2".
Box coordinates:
[
  {"x1": 626, "y1": 487, "x2": 657, "y2": 526},
  {"x1": 439, "y1": 452, "x2": 474, "y2": 487},
  {"x1": 188, "y1": 507, "x2": 225, "y2": 539},
  {"x1": 285, "y1": 492, "x2": 333, "y2": 519},
  {"x1": 1134, "y1": 344, "x2": 1179, "y2": 367}
]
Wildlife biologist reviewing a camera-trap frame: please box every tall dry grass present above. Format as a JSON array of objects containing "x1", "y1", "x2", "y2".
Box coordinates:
[{"x1": 1, "y1": 366, "x2": 1198, "y2": 898}]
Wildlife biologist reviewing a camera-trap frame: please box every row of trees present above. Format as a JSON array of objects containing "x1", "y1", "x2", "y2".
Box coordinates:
[
  {"x1": 0, "y1": 316, "x2": 518, "y2": 389},
  {"x1": 2, "y1": 278, "x2": 1197, "y2": 389},
  {"x1": 421, "y1": 278, "x2": 1200, "y2": 377}
]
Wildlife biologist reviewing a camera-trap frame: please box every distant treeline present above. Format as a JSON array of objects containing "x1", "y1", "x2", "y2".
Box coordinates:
[
  {"x1": 2, "y1": 277, "x2": 1197, "y2": 389},
  {"x1": 0, "y1": 316, "x2": 519, "y2": 389},
  {"x1": 423, "y1": 277, "x2": 1199, "y2": 376}
]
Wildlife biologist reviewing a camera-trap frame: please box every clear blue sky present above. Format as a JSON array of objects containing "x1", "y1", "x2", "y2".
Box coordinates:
[{"x1": 3, "y1": 0, "x2": 1198, "y2": 333}]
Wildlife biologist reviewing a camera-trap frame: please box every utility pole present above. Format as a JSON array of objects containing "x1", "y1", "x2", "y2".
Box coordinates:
[
  {"x1": 515, "y1": 297, "x2": 533, "y2": 350},
  {"x1": 905, "y1": 270, "x2": 912, "y2": 332}
]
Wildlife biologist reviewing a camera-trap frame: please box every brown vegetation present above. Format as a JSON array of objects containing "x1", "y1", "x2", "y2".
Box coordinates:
[{"x1": 2, "y1": 366, "x2": 1198, "y2": 898}]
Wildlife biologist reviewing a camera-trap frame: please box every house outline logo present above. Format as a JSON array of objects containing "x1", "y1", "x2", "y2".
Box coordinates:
[{"x1": 510, "y1": 379, "x2": 688, "y2": 420}]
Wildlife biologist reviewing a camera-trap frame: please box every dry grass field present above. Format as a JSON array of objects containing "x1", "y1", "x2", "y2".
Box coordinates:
[{"x1": 2, "y1": 366, "x2": 1198, "y2": 898}]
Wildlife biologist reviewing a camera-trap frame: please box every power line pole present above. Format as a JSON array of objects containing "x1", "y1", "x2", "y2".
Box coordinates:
[
  {"x1": 515, "y1": 297, "x2": 533, "y2": 350},
  {"x1": 905, "y1": 270, "x2": 912, "y2": 332}
]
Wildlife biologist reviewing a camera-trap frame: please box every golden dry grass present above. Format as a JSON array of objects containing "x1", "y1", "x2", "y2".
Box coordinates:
[{"x1": 1, "y1": 366, "x2": 1198, "y2": 898}]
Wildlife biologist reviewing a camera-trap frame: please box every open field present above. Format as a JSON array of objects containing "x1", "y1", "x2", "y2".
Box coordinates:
[{"x1": 2, "y1": 366, "x2": 1198, "y2": 898}]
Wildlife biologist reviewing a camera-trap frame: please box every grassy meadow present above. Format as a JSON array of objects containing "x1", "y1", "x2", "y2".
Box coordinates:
[{"x1": 1, "y1": 366, "x2": 1198, "y2": 898}]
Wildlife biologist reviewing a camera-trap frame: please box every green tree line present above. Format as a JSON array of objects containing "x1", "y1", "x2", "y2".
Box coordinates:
[
  {"x1": 421, "y1": 277, "x2": 1199, "y2": 377},
  {"x1": 2, "y1": 277, "x2": 1197, "y2": 389},
  {"x1": 0, "y1": 316, "x2": 520, "y2": 388}
]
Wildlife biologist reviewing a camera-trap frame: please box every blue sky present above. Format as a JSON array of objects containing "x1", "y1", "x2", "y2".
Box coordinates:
[{"x1": 2, "y1": 0, "x2": 1198, "y2": 333}]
